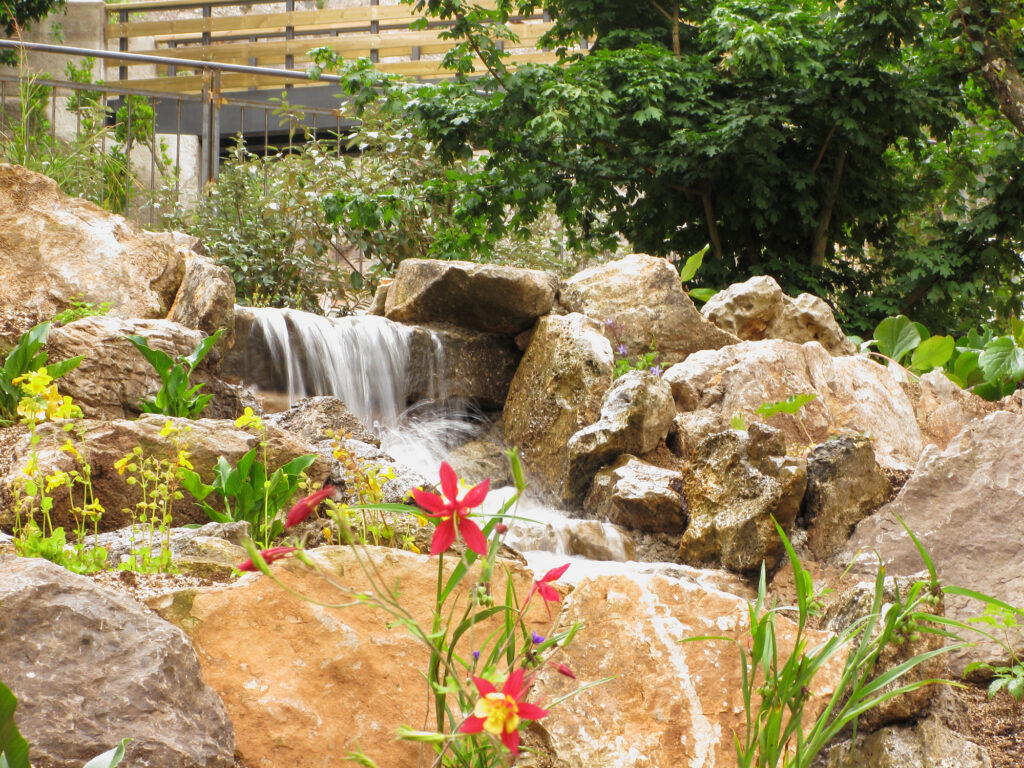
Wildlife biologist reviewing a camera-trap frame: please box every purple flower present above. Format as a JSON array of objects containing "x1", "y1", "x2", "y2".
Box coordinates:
[
  {"x1": 473, "y1": 650, "x2": 480, "y2": 660},
  {"x1": 616, "y1": 343, "x2": 628, "y2": 356},
  {"x1": 649, "y1": 365, "x2": 663, "y2": 377},
  {"x1": 532, "y1": 631, "x2": 545, "y2": 644}
]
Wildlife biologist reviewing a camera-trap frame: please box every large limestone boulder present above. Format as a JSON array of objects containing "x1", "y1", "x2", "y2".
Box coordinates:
[
  {"x1": 585, "y1": 454, "x2": 688, "y2": 534},
  {"x1": 0, "y1": 415, "x2": 330, "y2": 533},
  {"x1": 0, "y1": 556, "x2": 235, "y2": 768},
  {"x1": 837, "y1": 412, "x2": 1024, "y2": 675},
  {"x1": 664, "y1": 340, "x2": 924, "y2": 471},
  {"x1": 166, "y1": 249, "x2": 236, "y2": 351},
  {"x1": 801, "y1": 435, "x2": 891, "y2": 560},
  {"x1": 558, "y1": 253, "x2": 739, "y2": 365},
  {"x1": 45, "y1": 316, "x2": 248, "y2": 420},
  {"x1": 701, "y1": 275, "x2": 855, "y2": 355},
  {"x1": 912, "y1": 369, "x2": 1002, "y2": 451},
  {"x1": 263, "y1": 395, "x2": 379, "y2": 446},
  {"x1": 0, "y1": 165, "x2": 186, "y2": 347},
  {"x1": 679, "y1": 424, "x2": 807, "y2": 573},
  {"x1": 820, "y1": 714, "x2": 991, "y2": 768},
  {"x1": 384, "y1": 259, "x2": 559, "y2": 334},
  {"x1": 563, "y1": 371, "x2": 675, "y2": 505},
  {"x1": 406, "y1": 323, "x2": 522, "y2": 409},
  {"x1": 540, "y1": 570, "x2": 841, "y2": 768},
  {"x1": 504, "y1": 313, "x2": 614, "y2": 496},
  {"x1": 150, "y1": 547, "x2": 552, "y2": 768}
]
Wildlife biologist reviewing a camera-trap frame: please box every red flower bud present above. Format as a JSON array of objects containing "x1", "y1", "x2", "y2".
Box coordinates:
[
  {"x1": 237, "y1": 546, "x2": 298, "y2": 572},
  {"x1": 285, "y1": 486, "x2": 336, "y2": 528},
  {"x1": 548, "y1": 661, "x2": 577, "y2": 680}
]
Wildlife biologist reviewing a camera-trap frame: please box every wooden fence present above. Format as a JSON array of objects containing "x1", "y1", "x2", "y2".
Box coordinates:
[{"x1": 104, "y1": 0, "x2": 571, "y2": 93}]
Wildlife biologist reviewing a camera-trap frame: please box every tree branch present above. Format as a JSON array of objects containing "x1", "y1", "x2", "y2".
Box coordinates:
[
  {"x1": 955, "y1": 1, "x2": 1024, "y2": 135},
  {"x1": 700, "y1": 191, "x2": 724, "y2": 260}
]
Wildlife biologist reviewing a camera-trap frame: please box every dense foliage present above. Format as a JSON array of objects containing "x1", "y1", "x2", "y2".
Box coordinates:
[
  {"x1": 0, "y1": 0, "x2": 65, "y2": 64},
  {"x1": 311, "y1": 0, "x2": 1023, "y2": 333}
]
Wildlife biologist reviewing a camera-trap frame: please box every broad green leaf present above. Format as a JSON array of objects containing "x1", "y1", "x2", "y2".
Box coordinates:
[
  {"x1": 688, "y1": 288, "x2": 717, "y2": 304},
  {"x1": 755, "y1": 393, "x2": 818, "y2": 418},
  {"x1": 873, "y1": 315, "x2": 920, "y2": 364},
  {"x1": 82, "y1": 738, "x2": 131, "y2": 768},
  {"x1": 951, "y1": 349, "x2": 982, "y2": 388},
  {"x1": 910, "y1": 335, "x2": 954, "y2": 372},
  {"x1": 0, "y1": 682, "x2": 30, "y2": 768},
  {"x1": 978, "y1": 336, "x2": 1024, "y2": 383},
  {"x1": 679, "y1": 245, "x2": 709, "y2": 282}
]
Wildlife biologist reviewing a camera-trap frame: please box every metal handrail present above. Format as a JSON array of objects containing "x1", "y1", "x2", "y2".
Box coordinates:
[{"x1": 0, "y1": 39, "x2": 343, "y2": 83}]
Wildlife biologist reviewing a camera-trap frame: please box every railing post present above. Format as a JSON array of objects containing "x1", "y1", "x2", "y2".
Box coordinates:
[
  {"x1": 200, "y1": 70, "x2": 210, "y2": 187},
  {"x1": 118, "y1": 7, "x2": 128, "y2": 81},
  {"x1": 284, "y1": 0, "x2": 295, "y2": 76},
  {"x1": 370, "y1": 0, "x2": 379, "y2": 63}
]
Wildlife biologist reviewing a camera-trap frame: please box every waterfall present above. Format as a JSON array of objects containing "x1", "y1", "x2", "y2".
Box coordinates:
[{"x1": 245, "y1": 307, "x2": 420, "y2": 428}]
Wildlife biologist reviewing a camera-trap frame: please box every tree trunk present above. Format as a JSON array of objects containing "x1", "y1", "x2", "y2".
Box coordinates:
[
  {"x1": 811, "y1": 142, "x2": 848, "y2": 267},
  {"x1": 700, "y1": 191, "x2": 724, "y2": 261}
]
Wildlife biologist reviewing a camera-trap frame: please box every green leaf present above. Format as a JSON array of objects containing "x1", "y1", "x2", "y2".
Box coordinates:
[
  {"x1": 0, "y1": 682, "x2": 30, "y2": 768},
  {"x1": 874, "y1": 315, "x2": 921, "y2": 365},
  {"x1": 679, "y1": 245, "x2": 709, "y2": 282},
  {"x1": 979, "y1": 337, "x2": 1024, "y2": 384},
  {"x1": 688, "y1": 287, "x2": 718, "y2": 304},
  {"x1": 82, "y1": 739, "x2": 131, "y2": 768},
  {"x1": 910, "y1": 335, "x2": 954, "y2": 372},
  {"x1": 755, "y1": 393, "x2": 818, "y2": 418}
]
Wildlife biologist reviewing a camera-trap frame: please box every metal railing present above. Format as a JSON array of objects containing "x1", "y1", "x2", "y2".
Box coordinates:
[{"x1": 0, "y1": 39, "x2": 353, "y2": 224}]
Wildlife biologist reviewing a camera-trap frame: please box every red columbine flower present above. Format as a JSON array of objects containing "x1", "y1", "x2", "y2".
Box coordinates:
[
  {"x1": 285, "y1": 486, "x2": 336, "y2": 528},
  {"x1": 529, "y1": 563, "x2": 570, "y2": 617},
  {"x1": 237, "y1": 546, "x2": 298, "y2": 572},
  {"x1": 459, "y1": 668, "x2": 549, "y2": 755},
  {"x1": 411, "y1": 462, "x2": 489, "y2": 557}
]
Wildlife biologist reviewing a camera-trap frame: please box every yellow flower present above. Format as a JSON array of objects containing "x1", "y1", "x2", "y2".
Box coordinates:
[
  {"x1": 50, "y1": 395, "x2": 82, "y2": 421},
  {"x1": 83, "y1": 500, "x2": 105, "y2": 518},
  {"x1": 13, "y1": 368, "x2": 53, "y2": 397},
  {"x1": 45, "y1": 472, "x2": 69, "y2": 492},
  {"x1": 113, "y1": 455, "x2": 131, "y2": 475},
  {"x1": 234, "y1": 406, "x2": 262, "y2": 429},
  {"x1": 176, "y1": 449, "x2": 193, "y2": 470},
  {"x1": 22, "y1": 456, "x2": 38, "y2": 476},
  {"x1": 159, "y1": 420, "x2": 178, "y2": 438},
  {"x1": 17, "y1": 397, "x2": 46, "y2": 424},
  {"x1": 58, "y1": 439, "x2": 82, "y2": 462}
]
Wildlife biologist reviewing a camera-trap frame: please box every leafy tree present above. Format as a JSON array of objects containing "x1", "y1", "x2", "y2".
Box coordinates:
[
  {"x1": 318, "y1": 0, "x2": 1021, "y2": 332},
  {"x1": 1, "y1": 0, "x2": 66, "y2": 65},
  {"x1": 953, "y1": 0, "x2": 1024, "y2": 135}
]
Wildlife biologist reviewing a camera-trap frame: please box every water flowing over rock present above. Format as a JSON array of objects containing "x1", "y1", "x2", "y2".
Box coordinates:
[
  {"x1": 801, "y1": 435, "x2": 891, "y2": 560},
  {"x1": 837, "y1": 411, "x2": 1024, "y2": 676},
  {"x1": 819, "y1": 715, "x2": 992, "y2": 768},
  {"x1": 540, "y1": 570, "x2": 840, "y2": 768},
  {"x1": 678, "y1": 424, "x2": 807, "y2": 573},
  {"x1": 446, "y1": 439, "x2": 515, "y2": 488},
  {"x1": 221, "y1": 307, "x2": 417, "y2": 426},
  {"x1": 701, "y1": 274, "x2": 855, "y2": 355},
  {"x1": 0, "y1": 164, "x2": 186, "y2": 346},
  {"x1": 0, "y1": 556, "x2": 235, "y2": 768},
  {"x1": 563, "y1": 370, "x2": 676, "y2": 505},
  {"x1": 557, "y1": 253, "x2": 739, "y2": 365},
  {"x1": 504, "y1": 313, "x2": 614, "y2": 496},
  {"x1": 663, "y1": 339, "x2": 924, "y2": 471},
  {"x1": 0, "y1": 415, "x2": 330, "y2": 534},
  {"x1": 45, "y1": 316, "x2": 249, "y2": 419},
  {"x1": 166, "y1": 249, "x2": 237, "y2": 351},
  {"x1": 405, "y1": 322, "x2": 521, "y2": 409},
  {"x1": 585, "y1": 455, "x2": 688, "y2": 534},
  {"x1": 384, "y1": 258, "x2": 559, "y2": 334},
  {"x1": 150, "y1": 547, "x2": 551, "y2": 768}
]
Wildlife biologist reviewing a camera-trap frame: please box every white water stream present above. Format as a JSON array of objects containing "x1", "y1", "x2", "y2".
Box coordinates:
[{"x1": 244, "y1": 307, "x2": 645, "y2": 580}]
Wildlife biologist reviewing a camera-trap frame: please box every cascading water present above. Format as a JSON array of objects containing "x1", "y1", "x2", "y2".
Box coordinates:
[{"x1": 236, "y1": 306, "x2": 637, "y2": 572}]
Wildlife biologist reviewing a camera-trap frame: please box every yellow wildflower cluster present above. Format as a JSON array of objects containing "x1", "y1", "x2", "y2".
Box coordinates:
[{"x1": 13, "y1": 368, "x2": 82, "y2": 424}]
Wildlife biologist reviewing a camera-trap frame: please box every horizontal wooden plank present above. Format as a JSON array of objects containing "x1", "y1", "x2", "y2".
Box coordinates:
[
  {"x1": 106, "y1": 0, "x2": 499, "y2": 15},
  {"x1": 120, "y1": 50, "x2": 567, "y2": 92},
  {"x1": 106, "y1": 4, "x2": 423, "y2": 40},
  {"x1": 105, "y1": 24, "x2": 553, "y2": 68}
]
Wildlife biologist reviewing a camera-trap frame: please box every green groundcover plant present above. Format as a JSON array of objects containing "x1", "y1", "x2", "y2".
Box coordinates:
[{"x1": 123, "y1": 330, "x2": 224, "y2": 418}]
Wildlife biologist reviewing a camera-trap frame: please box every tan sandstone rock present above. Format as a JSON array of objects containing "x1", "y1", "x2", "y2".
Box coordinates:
[
  {"x1": 558, "y1": 253, "x2": 739, "y2": 365},
  {"x1": 150, "y1": 547, "x2": 552, "y2": 768},
  {"x1": 838, "y1": 411, "x2": 1024, "y2": 675},
  {"x1": 0, "y1": 164, "x2": 186, "y2": 347},
  {"x1": 504, "y1": 313, "x2": 614, "y2": 497},
  {"x1": 385, "y1": 258, "x2": 559, "y2": 334},
  {"x1": 0, "y1": 415, "x2": 330, "y2": 533},
  {"x1": 664, "y1": 339, "x2": 924, "y2": 471},
  {"x1": 701, "y1": 274, "x2": 855, "y2": 355}
]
